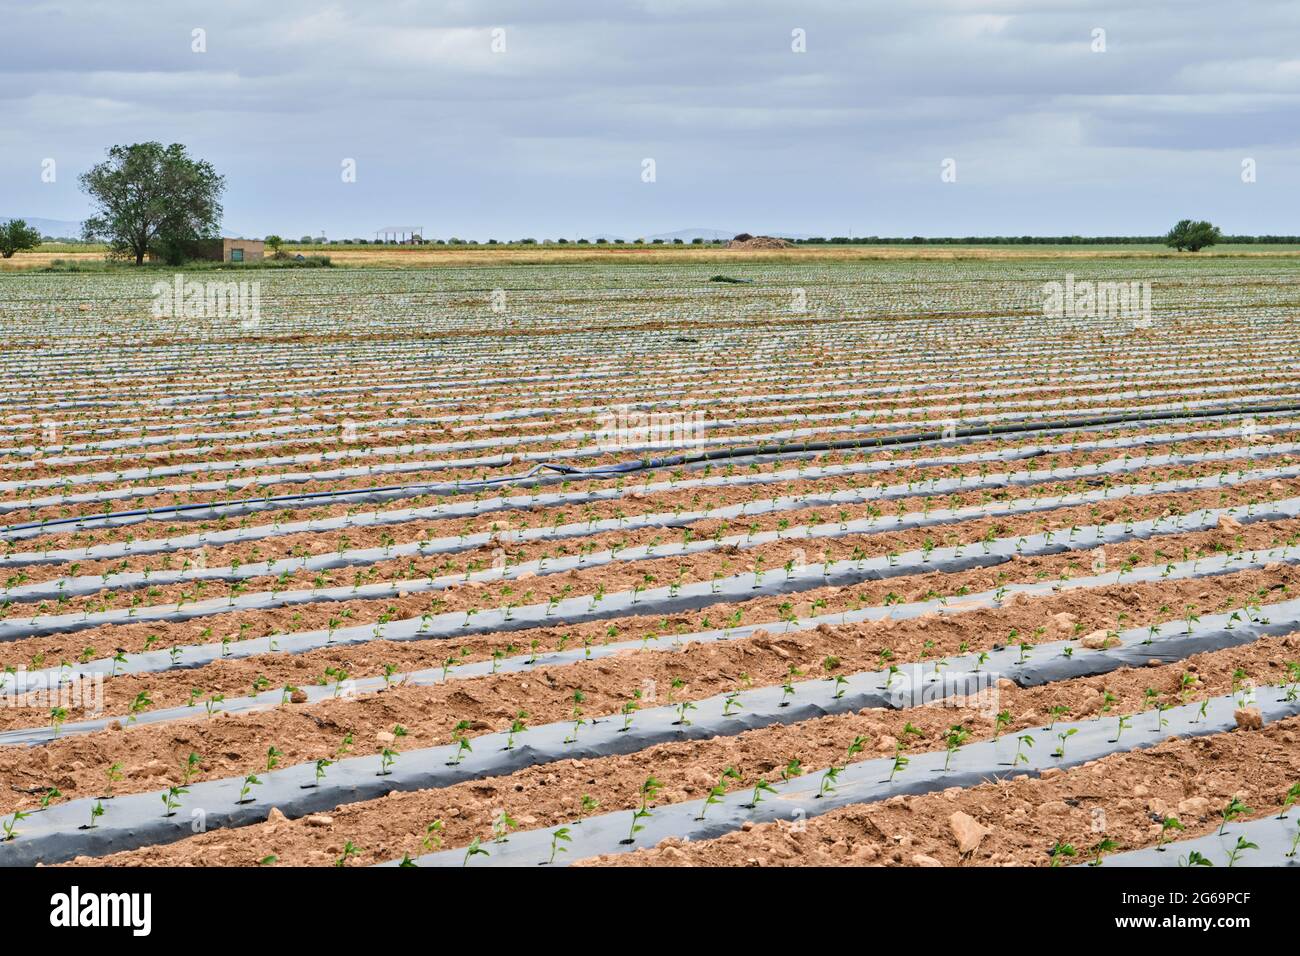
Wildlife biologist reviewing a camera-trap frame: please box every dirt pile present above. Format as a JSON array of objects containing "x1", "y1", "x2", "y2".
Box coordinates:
[{"x1": 725, "y1": 233, "x2": 792, "y2": 249}]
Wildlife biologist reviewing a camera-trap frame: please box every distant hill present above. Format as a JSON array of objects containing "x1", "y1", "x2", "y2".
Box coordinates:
[
  {"x1": 644, "y1": 227, "x2": 738, "y2": 242},
  {"x1": 583, "y1": 227, "x2": 814, "y2": 243},
  {"x1": 0, "y1": 216, "x2": 85, "y2": 239}
]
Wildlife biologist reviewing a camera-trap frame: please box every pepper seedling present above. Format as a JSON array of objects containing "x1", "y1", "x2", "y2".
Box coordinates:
[
  {"x1": 697, "y1": 767, "x2": 740, "y2": 821},
  {"x1": 237, "y1": 774, "x2": 263, "y2": 805},
  {"x1": 744, "y1": 778, "x2": 777, "y2": 809},
  {"x1": 3, "y1": 811, "x2": 29, "y2": 841},
  {"x1": 335, "y1": 841, "x2": 360, "y2": 867},
  {"x1": 622, "y1": 777, "x2": 663, "y2": 845},
  {"x1": 546, "y1": 826, "x2": 572, "y2": 865},
  {"x1": 1277, "y1": 782, "x2": 1300, "y2": 819},
  {"x1": 161, "y1": 786, "x2": 188, "y2": 818},
  {"x1": 1087, "y1": 838, "x2": 1119, "y2": 867},
  {"x1": 505, "y1": 711, "x2": 529, "y2": 749},
  {"x1": 1052, "y1": 727, "x2": 1078, "y2": 759},
  {"x1": 1048, "y1": 840, "x2": 1076, "y2": 867},
  {"x1": 1219, "y1": 796, "x2": 1251, "y2": 835},
  {"x1": 943, "y1": 726, "x2": 971, "y2": 770},
  {"x1": 462, "y1": 836, "x2": 489, "y2": 867}
]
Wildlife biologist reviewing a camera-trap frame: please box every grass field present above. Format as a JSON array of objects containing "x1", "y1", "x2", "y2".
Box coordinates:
[
  {"x1": 1, "y1": 255, "x2": 1299, "y2": 868},
  {"x1": 7, "y1": 241, "x2": 1300, "y2": 272}
]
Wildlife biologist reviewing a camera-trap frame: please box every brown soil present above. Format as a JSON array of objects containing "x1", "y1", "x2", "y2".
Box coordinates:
[
  {"x1": 575, "y1": 716, "x2": 1300, "y2": 867},
  {"x1": 56, "y1": 637, "x2": 1300, "y2": 866}
]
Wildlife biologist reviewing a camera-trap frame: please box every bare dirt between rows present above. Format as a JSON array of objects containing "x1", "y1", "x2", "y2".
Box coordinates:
[
  {"x1": 52, "y1": 635, "x2": 1300, "y2": 866},
  {"x1": 576, "y1": 716, "x2": 1300, "y2": 868}
]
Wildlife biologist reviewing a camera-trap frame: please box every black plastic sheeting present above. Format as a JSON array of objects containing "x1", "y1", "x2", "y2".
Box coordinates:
[
  {"x1": 8, "y1": 446, "x2": 1296, "y2": 607},
  {"x1": 5, "y1": 494, "x2": 1293, "y2": 715},
  {"x1": 1106, "y1": 815, "x2": 1300, "y2": 867},
  {"x1": 385, "y1": 686, "x2": 1300, "y2": 867},
  {"x1": 5, "y1": 399, "x2": 1296, "y2": 539},
  {"x1": 5, "y1": 602, "x2": 1299, "y2": 865},
  {"x1": 6, "y1": 549, "x2": 1298, "y2": 746}
]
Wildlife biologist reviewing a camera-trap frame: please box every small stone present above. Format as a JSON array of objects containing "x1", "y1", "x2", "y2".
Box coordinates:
[
  {"x1": 376, "y1": 730, "x2": 396, "y2": 745},
  {"x1": 1080, "y1": 630, "x2": 1117, "y2": 650},
  {"x1": 304, "y1": 814, "x2": 333, "y2": 828},
  {"x1": 267, "y1": 807, "x2": 287, "y2": 824},
  {"x1": 911, "y1": 854, "x2": 943, "y2": 867},
  {"x1": 289, "y1": 689, "x2": 308, "y2": 703},
  {"x1": 948, "y1": 811, "x2": 991, "y2": 855},
  {"x1": 1177, "y1": 796, "x2": 1210, "y2": 818}
]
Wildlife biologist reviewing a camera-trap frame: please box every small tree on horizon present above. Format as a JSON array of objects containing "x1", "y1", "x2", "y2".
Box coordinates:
[
  {"x1": 0, "y1": 219, "x2": 43, "y2": 258},
  {"x1": 1165, "y1": 219, "x2": 1221, "y2": 252},
  {"x1": 80, "y1": 142, "x2": 225, "y2": 265}
]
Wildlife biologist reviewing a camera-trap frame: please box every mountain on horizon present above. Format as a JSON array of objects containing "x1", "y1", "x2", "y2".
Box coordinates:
[{"x1": 1, "y1": 216, "x2": 85, "y2": 238}]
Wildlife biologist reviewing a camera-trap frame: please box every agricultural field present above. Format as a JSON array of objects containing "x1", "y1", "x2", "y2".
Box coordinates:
[{"x1": 2, "y1": 254, "x2": 1300, "y2": 870}]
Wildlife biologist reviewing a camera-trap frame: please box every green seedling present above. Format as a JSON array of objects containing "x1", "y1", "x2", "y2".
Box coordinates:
[
  {"x1": 463, "y1": 836, "x2": 489, "y2": 867},
  {"x1": 673, "y1": 700, "x2": 697, "y2": 726},
  {"x1": 335, "y1": 841, "x2": 360, "y2": 867},
  {"x1": 745, "y1": 778, "x2": 777, "y2": 809},
  {"x1": 103, "y1": 763, "x2": 123, "y2": 798},
  {"x1": 1279, "y1": 782, "x2": 1300, "y2": 818},
  {"x1": 1226, "y1": 836, "x2": 1259, "y2": 867},
  {"x1": 3, "y1": 811, "x2": 29, "y2": 841},
  {"x1": 161, "y1": 786, "x2": 188, "y2": 817},
  {"x1": 832, "y1": 674, "x2": 849, "y2": 699},
  {"x1": 1219, "y1": 797, "x2": 1252, "y2": 835},
  {"x1": 944, "y1": 726, "x2": 971, "y2": 770},
  {"x1": 1179, "y1": 850, "x2": 1214, "y2": 867},
  {"x1": 546, "y1": 826, "x2": 572, "y2": 865},
  {"x1": 1012, "y1": 734, "x2": 1034, "y2": 767},
  {"x1": 697, "y1": 767, "x2": 740, "y2": 820},
  {"x1": 311, "y1": 758, "x2": 333, "y2": 787},
  {"x1": 1111, "y1": 714, "x2": 1132, "y2": 743},
  {"x1": 265, "y1": 745, "x2": 283, "y2": 771},
  {"x1": 491, "y1": 808, "x2": 518, "y2": 844},
  {"x1": 1048, "y1": 840, "x2": 1076, "y2": 867},
  {"x1": 1046, "y1": 705, "x2": 1070, "y2": 730},
  {"x1": 448, "y1": 720, "x2": 473, "y2": 765},
  {"x1": 577, "y1": 794, "x2": 600, "y2": 823},
  {"x1": 888, "y1": 747, "x2": 908, "y2": 782},
  {"x1": 83, "y1": 801, "x2": 105, "y2": 830},
  {"x1": 622, "y1": 777, "x2": 662, "y2": 845},
  {"x1": 1088, "y1": 838, "x2": 1119, "y2": 867},
  {"x1": 237, "y1": 774, "x2": 263, "y2": 804},
  {"x1": 1156, "y1": 816, "x2": 1185, "y2": 850},
  {"x1": 619, "y1": 695, "x2": 639, "y2": 732},
  {"x1": 1053, "y1": 728, "x2": 1078, "y2": 758},
  {"x1": 505, "y1": 711, "x2": 529, "y2": 749},
  {"x1": 820, "y1": 765, "x2": 843, "y2": 797}
]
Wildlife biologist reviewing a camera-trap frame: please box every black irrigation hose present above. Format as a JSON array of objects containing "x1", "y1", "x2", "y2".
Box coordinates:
[{"x1": 4, "y1": 399, "x2": 1297, "y2": 535}]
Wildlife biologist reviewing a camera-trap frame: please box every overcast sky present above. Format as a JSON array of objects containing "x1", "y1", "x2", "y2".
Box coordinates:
[{"x1": 2, "y1": 0, "x2": 1297, "y2": 239}]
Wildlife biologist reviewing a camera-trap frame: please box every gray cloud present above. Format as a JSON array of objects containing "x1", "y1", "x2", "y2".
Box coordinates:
[{"x1": 1, "y1": 0, "x2": 1296, "y2": 237}]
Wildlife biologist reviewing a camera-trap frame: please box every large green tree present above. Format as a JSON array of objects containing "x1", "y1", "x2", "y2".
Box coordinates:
[
  {"x1": 0, "y1": 218, "x2": 43, "y2": 258},
  {"x1": 80, "y1": 143, "x2": 225, "y2": 265},
  {"x1": 1164, "y1": 219, "x2": 1221, "y2": 252}
]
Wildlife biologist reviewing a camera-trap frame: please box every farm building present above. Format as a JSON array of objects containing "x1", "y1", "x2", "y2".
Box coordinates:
[{"x1": 187, "y1": 238, "x2": 265, "y2": 262}]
